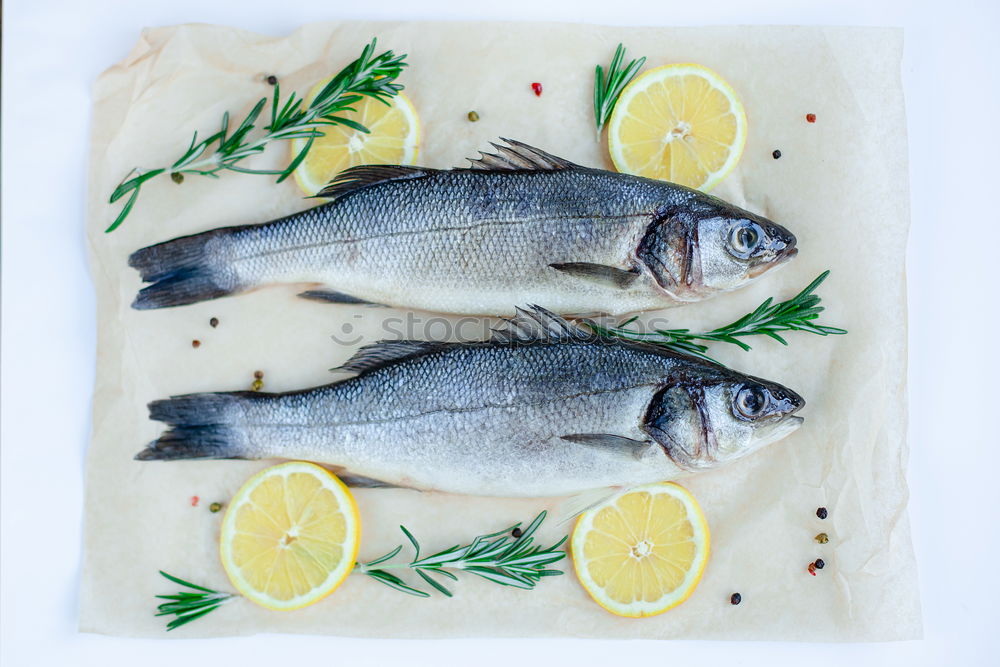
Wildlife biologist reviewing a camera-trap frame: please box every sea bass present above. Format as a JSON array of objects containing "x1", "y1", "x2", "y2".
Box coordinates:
[
  {"x1": 136, "y1": 307, "x2": 805, "y2": 497},
  {"x1": 129, "y1": 139, "x2": 797, "y2": 316}
]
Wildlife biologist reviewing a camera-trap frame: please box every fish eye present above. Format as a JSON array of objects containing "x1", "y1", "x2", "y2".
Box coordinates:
[
  {"x1": 727, "y1": 222, "x2": 762, "y2": 258},
  {"x1": 735, "y1": 385, "x2": 769, "y2": 419}
]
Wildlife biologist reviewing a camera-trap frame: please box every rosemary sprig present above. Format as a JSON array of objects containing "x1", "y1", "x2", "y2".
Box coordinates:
[
  {"x1": 154, "y1": 571, "x2": 236, "y2": 631},
  {"x1": 587, "y1": 271, "x2": 847, "y2": 364},
  {"x1": 107, "y1": 39, "x2": 407, "y2": 232},
  {"x1": 594, "y1": 43, "x2": 646, "y2": 133},
  {"x1": 357, "y1": 511, "x2": 567, "y2": 597},
  {"x1": 153, "y1": 513, "x2": 565, "y2": 630}
]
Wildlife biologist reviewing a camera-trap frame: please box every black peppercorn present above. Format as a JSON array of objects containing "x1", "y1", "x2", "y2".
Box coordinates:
[
  {"x1": 210, "y1": 317, "x2": 219, "y2": 328},
  {"x1": 772, "y1": 149, "x2": 782, "y2": 159},
  {"x1": 266, "y1": 75, "x2": 278, "y2": 85},
  {"x1": 511, "y1": 527, "x2": 523, "y2": 538},
  {"x1": 816, "y1": 507, "x2": 828, "y2": 519},
  {"x1": 814, "y1": 558, "x2": 825, "y2": 570},
  {"x1": 730, "y1": 593, "x2": 741, "y2": 605}
]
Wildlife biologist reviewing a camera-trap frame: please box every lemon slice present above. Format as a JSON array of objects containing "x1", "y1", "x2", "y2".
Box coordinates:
[
  {"x1": 571, "y1": 482, "x2": 710, "y2": 617},
  {"x1": 220, "y1": 462, "x2": 361, "y2": 611},
  {"x1": 608, "y1": 64, "x2": 746, "y2": 191},
  {"x1": 291, "y1": 81, "x2": 420, "y2": 196}
]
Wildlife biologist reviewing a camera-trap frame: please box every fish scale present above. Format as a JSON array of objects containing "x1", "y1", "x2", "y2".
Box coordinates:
[
  {"x1": 128, "y1": 139, "x2": 798, "y2": 315},
  {"x1": 137, "y1": 307, "x2": 806, "y2": 497}
]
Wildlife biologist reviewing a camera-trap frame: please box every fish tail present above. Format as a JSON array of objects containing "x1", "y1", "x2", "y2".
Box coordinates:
[
  {"x1": 135, "y1": 392, "x2": 259, "y2": 461},
  {"x1": 128, "y1": 228, "x2": 242, "y2": 309}
]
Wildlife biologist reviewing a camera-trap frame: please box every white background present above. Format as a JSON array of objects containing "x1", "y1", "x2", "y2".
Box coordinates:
[{"x1": 2, "y1": 0, "x2": 998, "y2": 665}]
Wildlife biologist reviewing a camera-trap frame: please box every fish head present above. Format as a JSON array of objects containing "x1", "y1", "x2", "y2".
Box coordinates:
[
  {"x1": 641, "y1": 369, "x2": 805, "y2": 472},
  {"x1": 637, "y1": 194, "x2": 797, "y2": 300}
]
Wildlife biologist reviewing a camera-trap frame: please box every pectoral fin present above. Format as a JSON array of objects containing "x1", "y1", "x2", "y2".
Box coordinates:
[
  {"x1": 338, "y1": 474, "x2": 411, "y2": 489},
  {"x1": 549, "y1": 263, "x2": 640, "y2": 289},
  {"x1": 561, "y1": 433, "x2": 653, "y2": 460},
  {"x1": 297, "y1": 289, "x2": 379, "y2": 305},
  {"x1": 324, "y1": 465, "x2": 415, "y2": 490}
]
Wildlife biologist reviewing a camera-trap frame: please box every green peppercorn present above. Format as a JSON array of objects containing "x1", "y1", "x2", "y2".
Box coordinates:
[
  {"x1": 730, "y1": 592, "x2": 741, "y2": 605},
  {"x1": 816, "y1": 507, "x2": 828, "y2": 519},
  {"x1": 815, "y1": 532, "x2": 829, "y2": 544},
  {"x1": 251, "y1": 379, "x2": 263, "y2": 392},
  {"x1": 467, "y1": 110, "x2": 480, "y2": 122},
  {"x1": 209, "y1": 502, "x2": 222, "y2": 513},
  {"x1": 171, "y1": 172, "x2": 184, "y2": 184}
]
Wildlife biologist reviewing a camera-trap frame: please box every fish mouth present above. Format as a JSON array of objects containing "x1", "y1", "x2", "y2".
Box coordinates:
[
  {"x1": 753, "y1": 414, "x2": 805, "y2": 449},
  {"x1": 749, "y1": 246, "x2": 798, "y2": 278}
]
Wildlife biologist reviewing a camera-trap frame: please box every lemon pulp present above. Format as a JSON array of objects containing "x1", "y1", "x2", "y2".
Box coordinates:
[
  {"x1": 571, "y1": 482, "x2": 710, "y2": 617},
  {"x1": 608, "y1": 63, "x2": 746, "y2": 191},
  {"x1": 220, "y1": 462, "x2": 361, "y2": 611},
  {"x1": 291, "y1": 84, "x2": 419, "y2": 196}
]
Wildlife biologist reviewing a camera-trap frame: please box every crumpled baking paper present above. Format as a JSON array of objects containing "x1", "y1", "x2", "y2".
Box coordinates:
[{"x1": 80, "y1": 21, "x2": 919, "y2": 639}]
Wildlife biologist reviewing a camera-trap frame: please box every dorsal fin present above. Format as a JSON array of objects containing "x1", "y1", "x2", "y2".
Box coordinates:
[
  {"x1": 465, "y1": 138, "x2": 579, "y2": 172},
  {"x1": 332, "y1": 340, "x2": 441, "y2": 374},
  {"x1": 490, "y1": 305, "x2": 592, "y2": 344},
  {"x1": 314, "y1": 165, "x2": 431, "y2": 199}
]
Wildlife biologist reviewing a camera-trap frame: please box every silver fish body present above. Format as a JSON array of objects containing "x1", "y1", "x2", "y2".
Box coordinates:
[
  {"x1": 129, "y1": 140, "x2": 797, "y2": 315},
  {"x1": 137, "y1": 308, "x2": 805, "y2": 497}
]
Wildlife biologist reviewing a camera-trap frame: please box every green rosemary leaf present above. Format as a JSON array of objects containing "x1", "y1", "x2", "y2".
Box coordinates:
[
  {"x1": 107, "y1": 39, "x2": 407, "y2": 232},
  {"x1": 360, "y1": 544, "x2": 402, "y2": 567},
  {"x1": 594, "y1": 43, "x2": 646, "y2": 132},
  {"x1": 588, "y1": 271, "x2": 846, "y2": 364},
  {"x1": 106, "y1": 179, "x2": 149, "y2": 232},
  {"x1": 224, "y1": 99, "x2": 267, "y2": 153},
  {"x1": 154, "y1": 593, "x2": 202, "y2": 602},
  {"x1": 328, "y1": 116, "x2": 371, "y2": 133},
  {"x1": 357, "y1": 512, "x2": 566, "y2": 598},
  {"x1": 400, "y1": 525, "x2": 421, "y2": 558},
  {"x1": 411, "y1": 550, "x2": 463, "y2": 568},
  {"x1": 366, "y1": 569, "x2": 431, "y2": 597},
  {"x1": 463, "y1": 566, "x2": 534, "y2": 589},
  {"x1": 416, "y1": 569, "x2": 453, "y2": 597},
  {"x1": 223, "y1": 165, "x2": 287, "y2": 176},
  {"x1": 156, "y1": 571, "x2": 217, "y2": 593},
  {"x1": 218, "y1": 111, "x2": 230, "y2": 148},
  {"x1": 269, "y1": 81, "x2": 280, "y2": 128},
  {"x1": 165, "y1": 605, "x2": 221, "y2": 631},
  {"x1": 763, "y1": 331, "x2": 789, "y2": 345},
  {"x1": 328, "y1": 93, "x2": 364, "y2": 109},
  {"x1": 153, "y1": 571, "x2": 235, "y2": 632},
  {"x1": 109, "y1": 169, "x2": 163, "y2": 203},
  {"x1": 428, "y1": 567, "x2": 459, "y2": 581}
]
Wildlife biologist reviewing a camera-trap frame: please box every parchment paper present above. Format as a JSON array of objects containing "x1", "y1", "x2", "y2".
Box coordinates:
[{"x1": 80, "y1": 22, "x2": 919, "y2": 640}]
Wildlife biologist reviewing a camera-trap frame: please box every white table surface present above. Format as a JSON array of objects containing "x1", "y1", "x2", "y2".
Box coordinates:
[{"x1": 2, "y1": 1, "x2": 998, "y2": 665}]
